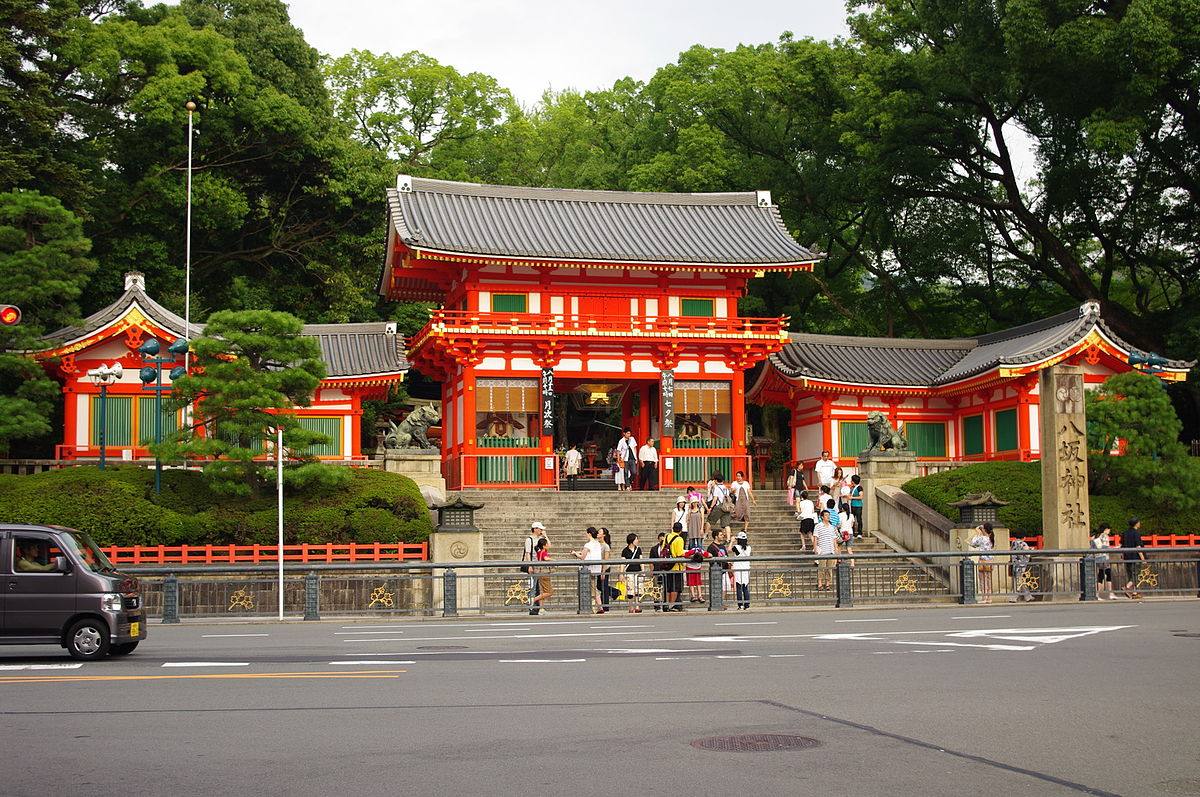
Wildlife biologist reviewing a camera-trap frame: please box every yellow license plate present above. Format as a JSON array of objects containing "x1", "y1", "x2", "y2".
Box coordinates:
[{"x1": 129, "y1": 622, "x2": 140, "y2": 637}]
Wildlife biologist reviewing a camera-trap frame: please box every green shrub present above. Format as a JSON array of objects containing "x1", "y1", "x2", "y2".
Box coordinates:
[
  {"x1": 295, "y1": 508, "x2": 348, "y2": 544},
  {"x1": 902, "y1": 461, "x2": 1200, "y2": 535},
  {"x1": 0, "y1": 466, "x2": 433, "y2": 546},
  {"x1": 348, "y1": 508, "x2": 404, "y2": 543}
]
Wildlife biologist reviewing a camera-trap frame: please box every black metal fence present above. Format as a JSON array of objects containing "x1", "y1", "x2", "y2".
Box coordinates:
[{"x1": 127, "y1": 547, "x2": 1200, "y2": 621}]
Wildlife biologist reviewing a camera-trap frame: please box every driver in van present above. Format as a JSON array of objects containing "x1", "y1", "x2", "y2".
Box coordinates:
[{"x1": 14, "y1": 540, "x2": 55, "y2": 573}]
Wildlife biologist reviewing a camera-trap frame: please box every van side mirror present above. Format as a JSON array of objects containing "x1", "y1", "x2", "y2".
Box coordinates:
[{"x1": 53, "y1": 556, "x2": 70, "y2": 574}]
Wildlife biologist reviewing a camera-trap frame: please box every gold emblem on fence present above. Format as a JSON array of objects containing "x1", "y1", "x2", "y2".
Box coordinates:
[
  {"x1": 1135, "y1": 566, "x2": 1158, "y2": 589},
  {"x1": 768, "y1": 575, "x2": 792, "y2": 598},
  {"x1": 504, "y1": 580, "x2": 531, "y2": 605},
  {"x1": 894, "y1": 572, "x2": 918, "y2": 594},
  {"x1": 368, "y1": 585, "x2": 395, "y2": 608},
  {"x1": 1017, "y1": 569, "x2": 1040, "y2": 592},
  {"x1": 228, "y1": 588, "x2": 254, "y2": 611},
  {"x1": 638, "y1": 580, "x2": 663, "y2": 603}
]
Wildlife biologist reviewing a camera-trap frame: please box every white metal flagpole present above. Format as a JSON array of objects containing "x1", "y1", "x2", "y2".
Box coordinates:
[
  {"x1": 277, "y1": 426, "x2": 284, "y2": 621},
  {"x1": 184, "y1": 101, "x2": 194, "y2": 363}
]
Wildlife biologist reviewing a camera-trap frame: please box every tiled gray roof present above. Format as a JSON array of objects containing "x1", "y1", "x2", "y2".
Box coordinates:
[
  {"x1": 386, "y1": 177, "x2": 819, "y2": 265},
  {"x1": 38, "y1": 274, "x2": 407, "y2": 380},
  {"x1": 768, "y1": 302, "x2": 1194, "y2": 388}
]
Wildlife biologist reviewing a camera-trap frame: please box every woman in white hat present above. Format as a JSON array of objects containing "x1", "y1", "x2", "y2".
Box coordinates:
[
  {"x1": 671, "y1": 496, "x2": 688, "y2": 528},
  {"x1": 731, "y1": 531, "x2": 752, "y2": 609}
]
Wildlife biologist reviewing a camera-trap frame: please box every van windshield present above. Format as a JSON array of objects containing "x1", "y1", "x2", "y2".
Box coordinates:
[{"x1": 59, "y1": 531, "x2": 117, "y2": 574}]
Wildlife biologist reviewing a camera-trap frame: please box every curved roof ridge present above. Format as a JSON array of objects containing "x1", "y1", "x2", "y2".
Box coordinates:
[
  {"x1": 971, "y1": 304, "x2": 1089, "y2": 346},
  {"x1": 787, "y1": 331, "x2": 976, "y2": 350},
  {"x1": 406, "y1": 176, "x2": 761, "y2": 207}
]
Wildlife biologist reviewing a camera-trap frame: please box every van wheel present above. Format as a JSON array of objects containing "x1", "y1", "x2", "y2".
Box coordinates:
[
  {"x1": 66, "y1": 619, "x2": 110, "y2": 661},
  {"x1": 110, "y1": 642, "x2": 139, "y2": 657}
]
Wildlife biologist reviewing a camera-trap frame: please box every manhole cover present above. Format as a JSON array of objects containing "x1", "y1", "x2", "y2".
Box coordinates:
[
  {"x1": 691, "y1": 734, "x2": 820, "y2": 752},
  {"x1": 416, "y1": 645, "x2": 468, "y2": 651}
]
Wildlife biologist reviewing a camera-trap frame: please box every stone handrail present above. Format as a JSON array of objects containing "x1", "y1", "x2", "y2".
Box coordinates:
[{"x1": 875, "y1": 484, "x2": 954, "y2": 554}]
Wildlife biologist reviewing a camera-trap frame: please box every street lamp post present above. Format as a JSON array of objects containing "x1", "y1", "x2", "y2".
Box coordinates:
[
  {"x1": 85, "y1": 363, "x2": 122, "y2": 470},
  {"x1": 139, "y1": 338, "x2": 189, "y2": 492},
  {"x1": 184, "y1": 100, "x2": 195, "y2": 366}
]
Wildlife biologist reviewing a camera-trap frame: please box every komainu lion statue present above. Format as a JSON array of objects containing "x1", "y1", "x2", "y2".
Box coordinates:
[
  {"x1": 865, "y1": 410, "x2": 908, "y2": 454},
  {"x1": 385, "y1": 405, "x2": 441, "y2": 449}
]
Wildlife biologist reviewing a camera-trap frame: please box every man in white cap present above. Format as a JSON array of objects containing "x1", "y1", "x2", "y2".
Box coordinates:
[{"x1": 523, "y1": 522, "x2": 547, "y2": 614}]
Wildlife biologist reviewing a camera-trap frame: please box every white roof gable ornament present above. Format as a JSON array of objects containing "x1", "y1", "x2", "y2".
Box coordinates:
[{"x1": 124, "y1": 272, "x2": 146, "y2": 292}]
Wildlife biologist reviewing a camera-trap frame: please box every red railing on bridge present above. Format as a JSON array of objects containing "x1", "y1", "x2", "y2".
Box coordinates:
[{"x1": 101, "y1": 542, "x2": 429, "y2": 566}]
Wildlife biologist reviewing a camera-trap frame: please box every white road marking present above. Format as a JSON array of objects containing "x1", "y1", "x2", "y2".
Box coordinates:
[
  {"x1": 589, "y1": 625, "x2": 645, "y2": 629},
  {"x1": 345, "y1": 631, "x2": 659, "y2": 643},
  {"x1": 655, "y1": 657, "x2": 683, "y2": 661},
  {"x1": 834, "y1": 618, "x2": 898, "y2": 623},
  {"x1": 339, "y1": 621, "x2": 590, "y2": 630},
  {"x1": 465, "y1": 628, "x2": 530, "y2": 632},
  {"x1": 329, "y1": 660, "x2": 415, "y2": 665},
  {"x1": 0, "y1": 663, "x2": 84, "y2": 671},
  {"x1": 950, "y1": 615, "x2": 1011, "y2": 620},
  {"x1": 714, "y1": 621, "x2": 777, "y2": 626},
  {"x1": 872, "y1": 651, "x2": 895, "y2": 655},
  {"x1": 335, "y1": 631, "x2": 406, "y2": 635},
  {"x1": 200, "y1": 633, "x2": 270, "y2": 638},
  {"x1": 768, "y1": 654, "x2": 805, "y2": 658},
  {"x1": 162, "y1": 662, "x2": 249, "y2": 668},
  {"x1": 815, "y1": 625, "x2": 1134, "y2": 653},
  {"x1": 498, "y1": 659, "x2": 586, "y2": 663},
  {"x1": 716, "y1": 654, "x2": 758, "y2": 659}
]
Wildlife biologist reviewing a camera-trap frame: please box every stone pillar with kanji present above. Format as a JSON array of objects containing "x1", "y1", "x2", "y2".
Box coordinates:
[{"x1": 1039, "y1": 364, "x2": 1089, "y2": 550}]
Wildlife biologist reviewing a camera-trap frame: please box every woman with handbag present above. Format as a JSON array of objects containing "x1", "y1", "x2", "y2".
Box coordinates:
[
  {"x1": 969, "y1": 523, "x2": 995, "y2": 603},
  {"x1": 529, "y1": 537, "x2": 554, "y2": 614}
]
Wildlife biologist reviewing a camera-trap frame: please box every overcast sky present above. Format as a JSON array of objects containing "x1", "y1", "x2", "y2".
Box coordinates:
[{"x1": 283, "y1": 0, "x2": 851, "y2": 105}]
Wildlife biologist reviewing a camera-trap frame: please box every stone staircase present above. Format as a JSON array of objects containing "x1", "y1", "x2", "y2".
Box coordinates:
[{"x1": 451, "y1": 489, "x2": 944, "y2": 610}]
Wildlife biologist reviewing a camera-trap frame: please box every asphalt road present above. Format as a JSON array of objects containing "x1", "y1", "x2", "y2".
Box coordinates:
[{"x1": 2, "y1": 601, "x2": 1198, "y2": 797}]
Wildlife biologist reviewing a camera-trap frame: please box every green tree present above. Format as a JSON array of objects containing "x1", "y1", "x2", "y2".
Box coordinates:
[
  {"x1": 157, "y1": 309, "x2": 331, "y2": 496},
  {"x1": 0, "y1": 190, "x2": 96, "y2": 453},
  {"x1": 1086, "y1": 371, "x2": 1200, "y2": 511},
  {"x1": 324, "y1": 49, "x2": 513, "y2": 170}
]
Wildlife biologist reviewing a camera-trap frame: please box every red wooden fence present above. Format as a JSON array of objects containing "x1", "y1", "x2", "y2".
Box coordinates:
[
  {"x1": 100, "y1": 542, "x2": 429, "y2": 566},
  {"x1": 1023, "y1": 534, "x2": 1200, "y2": 549}
]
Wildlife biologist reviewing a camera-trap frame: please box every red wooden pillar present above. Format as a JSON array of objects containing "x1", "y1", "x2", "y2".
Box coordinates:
[
  {"x1": 350, "y1": 392, "x2": 363, "y2": 459},
  {"x1": 731, "y1": 368, "x2": 747, "y2": 463},
  {"x1": 462, "y1": 364, "x2": 477, "y2": 487},
  {"x1": 62, "y1": 387, "x2": 79, "y2": 459},
  {"x1": 820, "y1": 396, "x2": 833, "y2": 456},
  {"x1": 1016, "y1": 376, "x2": 1036, "y2": 461}
]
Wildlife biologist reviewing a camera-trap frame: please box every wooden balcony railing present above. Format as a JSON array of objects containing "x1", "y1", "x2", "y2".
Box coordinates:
[{"x1": 417, "y1": 310, "x2": 789, "y2": 342}]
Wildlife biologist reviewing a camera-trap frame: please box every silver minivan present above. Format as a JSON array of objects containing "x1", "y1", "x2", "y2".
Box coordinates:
[{"x1": 1, "y1": 524, "x2": 147, "y2": 660}]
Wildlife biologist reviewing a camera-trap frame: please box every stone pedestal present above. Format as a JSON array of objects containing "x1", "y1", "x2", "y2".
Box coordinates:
[
  {"x1": 382, "y1": 450, "x2": 446, "y2": 507},
  {"x1": 858, "y1": 451, "x2": 919, "y2": 536},
  {"x1": 430, "y1": 528, "x2": 483, "y2": 612}
]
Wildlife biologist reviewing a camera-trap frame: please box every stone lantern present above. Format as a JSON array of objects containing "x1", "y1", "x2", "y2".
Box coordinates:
[
  {"x1": 430, "y1": 496, "x2": 486, "y2": 615},
  {"x1": 435, "y1": 496, "x2": 483, "y2": 533},
  {"x1": 950, "y1": 492, "x2": 1010, "y2": 527}
]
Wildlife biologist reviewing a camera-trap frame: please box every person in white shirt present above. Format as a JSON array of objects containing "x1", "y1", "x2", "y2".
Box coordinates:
[
  {"x1": 617, "y1": 429, "x2": 638, "y2": 489},
  {"x1": 731, "y1": 531, "x2": 752, "y2": 610},
  {"x1": 813, "y1": 510, "x2": 839, "y2": 591},
  {"x1": 573, "y1": 527, "x2": 607, "y2": 614},
  {"x1": 563, "y1": 444, "x2": 583, "y2": 491},
  {"x1": 523, "y1": 522, "x2": 547, "y2": 614},
  {"x1": 637, "y1": 438, "x2": 660, "y2": 491},
  {"x1": 796, "y1": 490, "x2": 817, "y2": 550},
  {"x1": 814, "y1": 451, "x2": 837, "y2": 487}
]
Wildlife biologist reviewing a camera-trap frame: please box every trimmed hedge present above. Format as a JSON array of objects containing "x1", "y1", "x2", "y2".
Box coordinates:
[
  {"x1": 0, "y1": 466, "x2": 433, "y2": 547},
  {"x1": 902, "y1": 461, "x2": 1200, "y2": 535}
]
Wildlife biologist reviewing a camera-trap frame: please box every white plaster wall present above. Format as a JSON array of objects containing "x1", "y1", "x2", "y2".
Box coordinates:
[
  {"x1": 477, "y1": 357, "x2": 506, "y2": 371},
  {"x1": 76, "y1": 397, "x2": 89, "y2": 447},
  {"x1": 715, "y1": 298, "x2": 728, "y2": 318},
  {"x1": 795, "y1": 422, "x2": 823, "y2": 462},
  {"x1": 455, "y1": 393, "x2": 464, "y2": 444},
  {"x1": 1028, "y1": 404, "x2": 1040, "y2": 453},
  {"x1": 550, "y1": 296, "x2": 564, "y2": 315},
  {"x1": 478, "y1": 291, "x2": 491, "y2": 311},
  {"x1": 510, "y1": 357, "x2": 538, "y2": 372},
  {"x1": 587, "y1": 359, "x2": 627, "y2": 372},
  {"x1": 630, "y1": 360, "x2": 658, "y2": 373},
  {"x1": 675, "y1": 360, "x2": 700, "y2": 374},
  {"x1": 342, "y1": 417, "x2": 352, "y2": 459},
  {"x1": 668, "y1": 297, "x2": 680, "y2": 316},
  {"x1": 703, "y1": 361, "x2": 732, "y2": 374},
  {"x1": 528, "y1": 293, "x2": 541, "y2": 313},
  {"x1": 319, "y1": 388, "x2": 349, "y2": 402},
  {"x1": 645, "y1": 299, "x2": 658, "y2": 318},
  {"x1": 557, "y1": 358, "x2": 583, "y2": 372}
]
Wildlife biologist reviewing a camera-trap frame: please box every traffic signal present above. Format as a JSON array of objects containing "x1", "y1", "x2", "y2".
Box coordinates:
[{"x1": 0, "y1": 305, "x2": 20, "y2": 326}]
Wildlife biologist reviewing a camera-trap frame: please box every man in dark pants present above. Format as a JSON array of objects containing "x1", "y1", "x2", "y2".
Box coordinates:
[
  {"x1": 617, "y1": 428, "x2": 638, "y2": 490},
  {"x1": 1121, "y1": 517, "x2": 1146, "y2": 599},
  {"x1": 648, "y1": 532, "x2": 667, "y2": 611},
  {"x1": 638, "y1": 437, "x2": 659, "y2": 491}
]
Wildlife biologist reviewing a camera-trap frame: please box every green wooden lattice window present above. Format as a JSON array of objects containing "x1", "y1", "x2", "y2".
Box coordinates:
[
  {"x1": 838, "y1": 421, "x2": 870, "y2": 457},
  {"x1": 90, "y1": 396, "x2": 132, "y2": 447},
  {"x1": 137, "y1": 396, "x2": 180, "y2": 446},
  {"x1": 680, "y1": 298, "x2": 714, "y2": 317},
  {"x1": 297, "y1": 416, "x2": 343, "y2": 457},
  {"x1": 994, "y1": 408, "x2": 1018, "y2": 452},
  {"x1": 492, "y1": 293, "x2": 527, "y2": 313},
  {"x1": 904, "y1": 421, "x2": 947, "y2": 458},
  {"x1": 963, "y1": 415, "x2": 984, "y2": 456}
]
